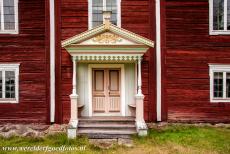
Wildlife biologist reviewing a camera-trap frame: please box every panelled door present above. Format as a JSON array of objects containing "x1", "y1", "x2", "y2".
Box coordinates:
[{"x1": 92, "y1": 68, "x2": 121, "y2": 115}]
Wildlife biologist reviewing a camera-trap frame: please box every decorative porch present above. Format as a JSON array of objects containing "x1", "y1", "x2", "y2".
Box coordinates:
[{"x1": 62, "y1": 18, "x2": 154, "y2": 138}]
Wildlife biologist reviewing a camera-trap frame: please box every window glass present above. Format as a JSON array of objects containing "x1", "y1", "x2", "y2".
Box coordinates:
[
  {"x1": 106, "y1": 0, "x2": 117, "y2": 25},
  {"x1": 3, "y1": 0, "x2": 15, "y2": 30},
  {"x1": 91, "y1": 0, "x2": 118, "y2": 28},
  {"x1": 226, "y1": 73, "x2": 230, "y2": 97},
  {"x1": 213, "y1": 0, "x2": 224, "y2": 30},
  {"x1": 0, "y1": 4, "x2": 1, "y2": 30},
  {"x1": 5, "y1": 71, "x2": 15, "y2": 98},
  {"x1": 0, "y1": 71, "x2": 2, "y2": 98},
  {"x1": 92, "y1": 0, "x2": 103, "y2": 27},
  {"x1": 213, "y1": 72, "x2": 223, "y2": 98},
  {"x1": 228, "y1": 0, "x2": 230, "y2": 30}
]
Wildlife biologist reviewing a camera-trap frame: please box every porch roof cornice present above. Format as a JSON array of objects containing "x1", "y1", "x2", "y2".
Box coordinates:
[{"x1": 61, "y1": 23, "x2": 155, "y2": 48}]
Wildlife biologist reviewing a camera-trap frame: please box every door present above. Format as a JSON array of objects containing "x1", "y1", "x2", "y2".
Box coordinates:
[{"x1": 92, "y1": 68, "x2": 121, "y2": 115}]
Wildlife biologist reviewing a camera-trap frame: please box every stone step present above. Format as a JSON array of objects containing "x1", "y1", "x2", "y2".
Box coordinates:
[
  {"x1": 77, "y1": 129, "x2": 137, "y2": 139},
  {"x1": 79, "y1": 116, "x2": 135, "y2": 122},
  {"x1": 77, "y1": 117, "x2": 137, "y2": 139},
  {"x1": 78, "y1": 128, "x2": 137, "y2": 134},
  {"x1": 78, "y1": 123, "x2": 136, "y2": 129}
]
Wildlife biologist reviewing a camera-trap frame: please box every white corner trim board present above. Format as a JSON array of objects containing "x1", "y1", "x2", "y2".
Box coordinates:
[
  {"x1": 50, "y1": 0, "x2": 55, "y2": 123},
  {"x1": 156, "y1": 0, "x2": 162, "y2": 122}
]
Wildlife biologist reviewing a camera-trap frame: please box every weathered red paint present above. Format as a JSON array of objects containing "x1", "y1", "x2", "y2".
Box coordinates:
[
  {"x1": 0, "y1": 0, "x2": 50, "y2": 124},
  {"x1": 165, "y1": 0, "x2": 230, "y2": 123}
]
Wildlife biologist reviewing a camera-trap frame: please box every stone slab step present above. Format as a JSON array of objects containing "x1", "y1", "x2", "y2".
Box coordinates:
[
  {"x1": 77, "y1": 129, "x2": 137, "y2": 139},
  {"x1": 79, "y1": 116, "x2": 135, "y2": 122},
  {"x1": 79, "y1": 134, "x2": 132, "y2": 139},
  {"x1": 78, "y1": 123, "x2": 136, "y2": 129}
]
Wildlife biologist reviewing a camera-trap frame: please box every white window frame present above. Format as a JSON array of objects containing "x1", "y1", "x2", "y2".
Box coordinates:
[
  {"x1": 209, "y1": 0, "x2": 230, "y2": 35},
  {"x1": 0, "y1": 63, "x2": 20, "y2": 103},
  {"x1": 209, "y1": 64, "x2": 230, "y2": 103},
  {"x1": 88, "y1": 0, "x2": 121, "y2": 29},
  {"x1": 0, "y1": 0, "x2": 19, "y2": 34}
]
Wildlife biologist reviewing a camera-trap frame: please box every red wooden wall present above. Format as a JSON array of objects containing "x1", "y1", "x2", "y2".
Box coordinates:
[
  {"x1": 164, "y1": 0, "x2": 230, "y2": 123},
  {"x1": 0, "y1": 0, "x2": 50, "y2": 124},
  {"x1": 58, "y1": 0, "x2": 157, "y2": 123}
]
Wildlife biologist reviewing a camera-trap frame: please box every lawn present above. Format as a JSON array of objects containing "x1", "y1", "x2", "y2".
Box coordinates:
[{"x1": 0, "y1": 124, "x2": 229, "y2": 154}]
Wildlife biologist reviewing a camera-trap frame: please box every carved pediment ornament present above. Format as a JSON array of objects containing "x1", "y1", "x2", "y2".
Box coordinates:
[{"x1": 92, "y1": 33, "x2": 122, "y2": 44}]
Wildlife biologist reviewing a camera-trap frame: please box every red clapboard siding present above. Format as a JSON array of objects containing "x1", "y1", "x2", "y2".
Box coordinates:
[
  {"x1": 0, "y1": 0, "x2": 50, "y2": 124},
  {"x1": 59, "y1": 0, "x2": 156, "y2": 123},
  {"x1": 165, "y1": 0, "x2": 230, "y2": 123}
]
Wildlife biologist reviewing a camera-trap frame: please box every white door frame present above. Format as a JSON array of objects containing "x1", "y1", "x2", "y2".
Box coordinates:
[{"x1": 88, "y1": 64, "x2": 125, "y2": 116}]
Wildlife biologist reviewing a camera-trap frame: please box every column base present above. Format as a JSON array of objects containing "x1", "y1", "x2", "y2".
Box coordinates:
[
  {"x1": 136, "y1": 120, "x2": 148, "y2": 136},
  {"x1": 67, "y1": 126, "x2": 77, "y2": 139}
]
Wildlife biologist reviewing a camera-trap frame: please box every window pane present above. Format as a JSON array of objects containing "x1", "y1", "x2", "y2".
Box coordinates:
[
  {"x1": 92, "y1": 0, "x2": 103, "y2": 27},
  {"x1": 226, "y1": 73, "x2": 230, "y2": 98},
  {"x1": 0, "y1": 71, "x2": 2, "y2": 98},
  {"x1": 106, "y1": 0, "x2": 117, "y2": 25},
  {"x1": 94, "y1": 70, "x2": 104, "y2": 91},
  {"x1": 3, "y1": 0, "x2": 15, "y2": 30},
  {"x1": 213, "y1": 0, "x2": 224, "y2": 30},
  {"x1": 0, "y1": 4, "x2": 1, "y2": 30},
  {"x1": 5, "y1": 71, "x2": 15, "y2": 98},
  {"x1": 213, "y1": 72, "x2": 223, "y2": 98},
  {"x1": 228, "y1": 0, "x2": 230, "y2": 30}
]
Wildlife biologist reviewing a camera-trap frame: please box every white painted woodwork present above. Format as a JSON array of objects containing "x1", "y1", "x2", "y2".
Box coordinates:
[
  {"x1": 77, "y1": 63, "x2": 135, "y2": 117},
  {"x1": 0, "y1": 0, "x2": 18, "y2": 34},
  {"x1": 72, "y1": 57, "x2": 77, "y2": 95},
  {"x1": 209, "y1": 64, "x2": 230, "y2": 103},
  {"x1": 79, "y1": 32, "x2": 137, "y2": 45},
  {"x1": 50, "y1": 0, "x2": 55, "y2": 123},
  {"x1": 69, "y1": 57, "x2": 79, "y2": 128},
  {"x1": 209, "y1": 0, "x2": 230, "y2": 35},
  {"x1": 156, "y1": 0, "x2": 162, "y2": 122},
  {"x1": 0, "y1": 63, "x2": 20, "y2": 104},
  {"x1": 137, "y1": 57, "x2": 142, "y2": 95},
  {"x1": 135, "y1": 57, "x2": 147, "y2": 135}
]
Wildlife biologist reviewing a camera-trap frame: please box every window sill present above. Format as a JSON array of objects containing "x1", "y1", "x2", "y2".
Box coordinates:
[
  {"x1": 209, "y1": 30, "x2": 230, "y2": 35},
  {"x1": 211, "y1": 99, "x2": 230, "y2": 103},
  {"x1": 0, "y1": 99, "x2": 18, "y2": 104},
  {"x1": 0, "y1": 30, "x2": 19, "y2": 35}
]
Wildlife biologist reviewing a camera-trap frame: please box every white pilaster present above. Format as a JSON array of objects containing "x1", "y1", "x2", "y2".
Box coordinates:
[
  {"x1": 156, "y1": 0, "x2": 162, "y2": 122},
  {"x1": 135, "y1": 56, "x2": 147, "y2": 136},
  {"x1": 50, "y1": 0, "x2": 55, "y2": 123}
]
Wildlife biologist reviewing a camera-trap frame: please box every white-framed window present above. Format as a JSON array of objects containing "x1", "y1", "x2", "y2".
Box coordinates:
[
  {"x1": 209, "y1": 64, "x2": 230, "y2": 102},
  {"x1": 0, "y1": 64, "x2": 20, "y2": 103},
  {"x1": 209, "y1": 0, "x2": 230, "y2": 35},
  {"x1": 0, "y1": 0, "x2": 19, "y2": 34},
  {"x1": 88, "y1": 0, "x2": 121, "y2": 29}
]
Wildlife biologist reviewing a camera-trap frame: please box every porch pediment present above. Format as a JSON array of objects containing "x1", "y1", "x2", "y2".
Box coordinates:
[{"x1": 61, "y1": 22, "x2": 154, "y2": 57}]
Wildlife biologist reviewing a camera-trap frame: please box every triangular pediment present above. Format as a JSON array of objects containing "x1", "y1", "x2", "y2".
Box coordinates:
[
  {"x1": 61, "y1": 23, "x2": 154, "y2": 48},
  {"x1": 79, "y1": 32, "x2": 138, "y2": 45}
]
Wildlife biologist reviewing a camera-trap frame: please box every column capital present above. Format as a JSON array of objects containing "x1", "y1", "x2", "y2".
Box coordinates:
[
  {"x1": 137, "y1": 56, "x2": 143, "y2": 62},
  {"x1": 72, "y1": 56, "x2": 77, "y2": 62}
]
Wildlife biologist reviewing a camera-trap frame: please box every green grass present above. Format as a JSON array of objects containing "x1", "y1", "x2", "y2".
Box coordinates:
[{"x1": 0, "y1": 124, "x2": 229, "y2": 154}]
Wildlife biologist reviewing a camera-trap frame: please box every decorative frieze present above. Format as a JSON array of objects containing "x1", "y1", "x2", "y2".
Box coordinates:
[{"x1": 73, "y1": 55, "x2": 142, "y2": 61}]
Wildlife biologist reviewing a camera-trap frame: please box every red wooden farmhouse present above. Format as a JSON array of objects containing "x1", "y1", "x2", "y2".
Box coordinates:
[{"x1": 0, "y1": 0, "x2": 229, "y2": 138}]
